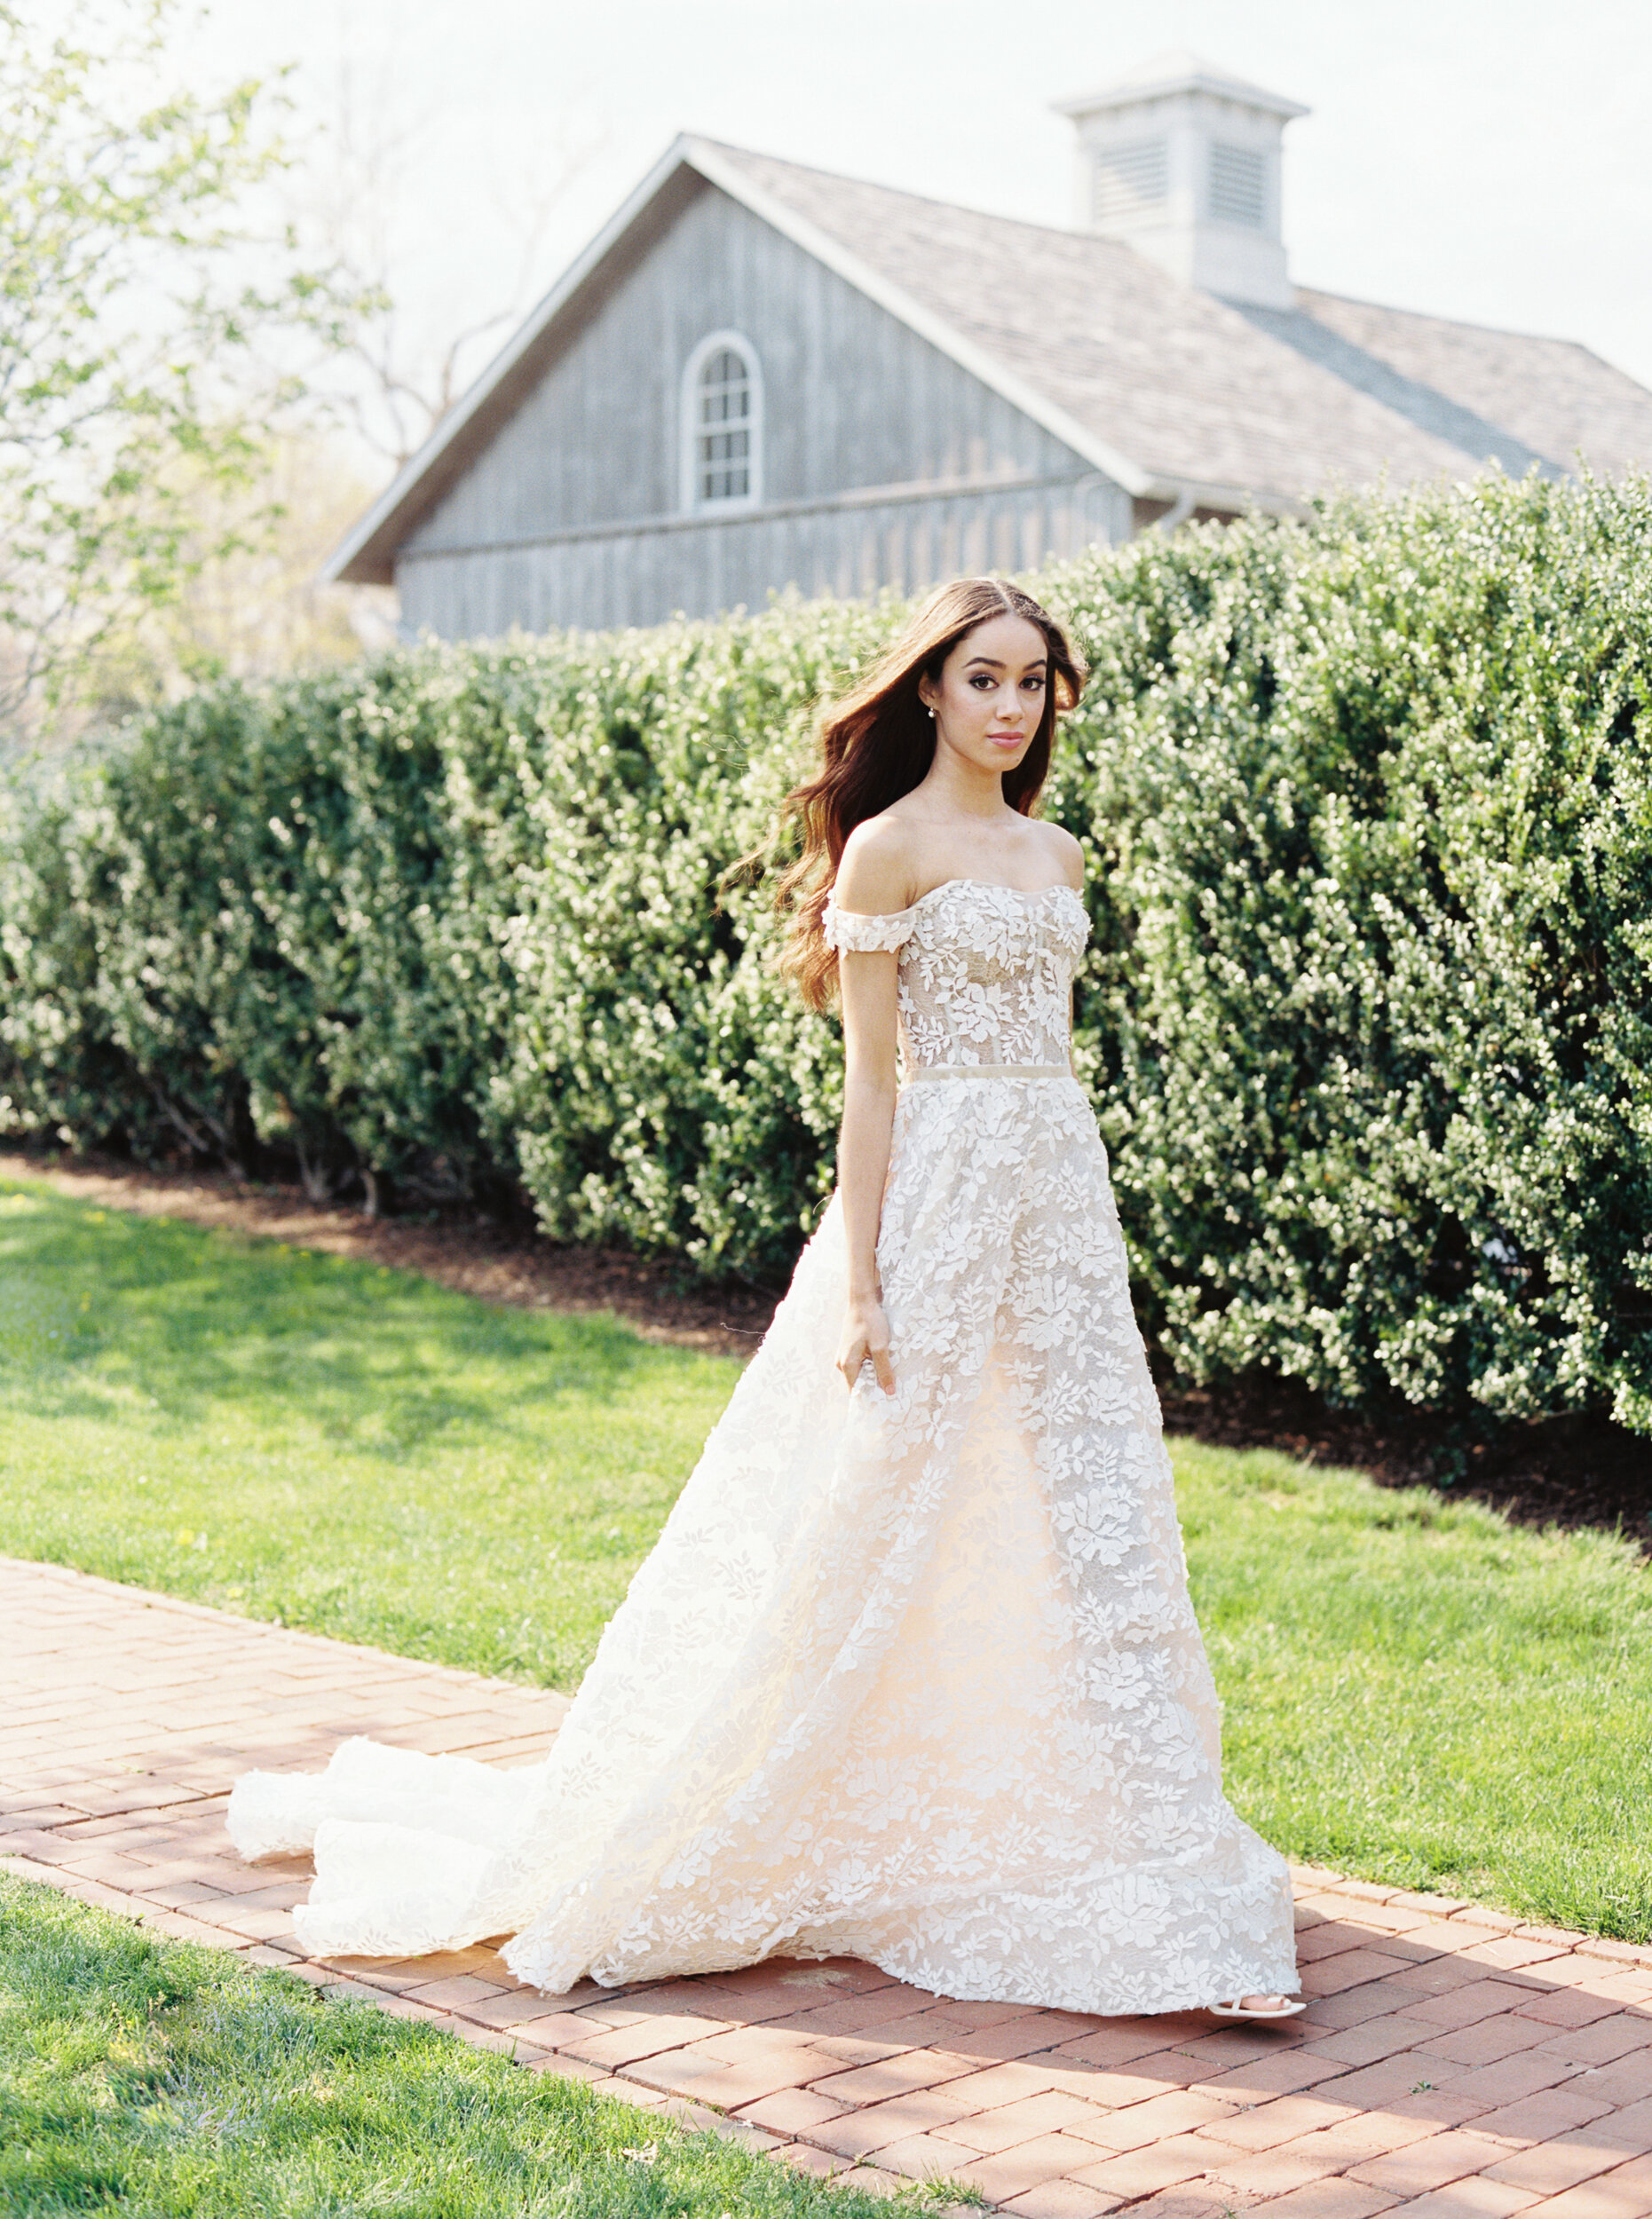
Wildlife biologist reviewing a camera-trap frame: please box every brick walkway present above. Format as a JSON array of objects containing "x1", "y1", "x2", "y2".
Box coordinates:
[{"x1": 6, "y1": 1556, "x2": 1652, "y2": 2218}]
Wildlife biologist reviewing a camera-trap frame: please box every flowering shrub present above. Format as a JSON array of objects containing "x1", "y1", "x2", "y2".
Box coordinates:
[{"x1": 4, "y1": 474, "x2": 1650, "y2": 1430}]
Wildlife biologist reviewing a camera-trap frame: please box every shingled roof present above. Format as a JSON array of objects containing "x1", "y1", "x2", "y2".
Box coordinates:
[
  {"x1": 708, "y1": 140, "x2": 1652, "y2": 502},
  {"x1": 327, "y1": 134, "x2": 1652, "y2": 586},
  {"x1": 1284, "y1": 290, "x2": 1652, "y2": 480}
]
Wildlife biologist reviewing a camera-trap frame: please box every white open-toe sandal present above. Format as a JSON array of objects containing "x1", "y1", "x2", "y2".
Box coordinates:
[{"x1": 1208, "y1": 1997, "x2": 1308, "y2": 2021}]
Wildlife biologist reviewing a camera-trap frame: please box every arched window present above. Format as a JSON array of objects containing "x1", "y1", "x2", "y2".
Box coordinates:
[{"x1": 681, "y1": 331, "x2": 763, "y2": 511}]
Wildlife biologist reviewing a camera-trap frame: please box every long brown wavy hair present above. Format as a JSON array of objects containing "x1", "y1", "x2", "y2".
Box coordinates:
[{"x1": 775, "y1": 577, "x2": 1087, "y2": 1009}]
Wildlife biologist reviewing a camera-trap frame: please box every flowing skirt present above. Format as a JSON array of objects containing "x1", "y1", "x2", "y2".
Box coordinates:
[{"x1": 228, "y1": 1073, "x2": 1297, "y2": 2012}]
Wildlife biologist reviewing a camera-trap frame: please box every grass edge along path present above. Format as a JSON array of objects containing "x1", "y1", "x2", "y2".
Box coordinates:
[
  {"x1": 4, "y1": 1170, "x2": 1652, "y2": 1945},
  {"x1": 0, "y1": 1874, "x2": 980, "y2": 2219}
]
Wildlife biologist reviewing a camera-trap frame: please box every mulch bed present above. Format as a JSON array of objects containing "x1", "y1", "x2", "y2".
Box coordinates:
[{"x1": 6, "y1": 1146, "x2": 1648, "y2": 1552}]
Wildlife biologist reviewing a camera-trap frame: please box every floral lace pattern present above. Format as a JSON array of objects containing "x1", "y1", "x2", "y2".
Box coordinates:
[
  {"x1": 228, "y1": 878, "x2": 1297, "y2": 2012},
  {"x1": 825, "y1": 880, "x2": 1087, "y2": 1070}
]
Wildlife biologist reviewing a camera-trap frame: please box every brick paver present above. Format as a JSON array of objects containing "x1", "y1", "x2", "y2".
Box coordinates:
[{"x1": 6, "y1": 1553, "x2": 1652, "y2": 2215}]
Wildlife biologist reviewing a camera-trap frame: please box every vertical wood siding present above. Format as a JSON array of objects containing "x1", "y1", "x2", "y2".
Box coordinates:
[{"x1": 398, "y1": 178, "x2": 1127, "y2": 636}]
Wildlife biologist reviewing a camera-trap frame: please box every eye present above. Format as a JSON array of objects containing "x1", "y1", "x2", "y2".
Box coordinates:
[
  {"x1": 968, "y1": 673, "x2": 996, "y2": 690},
  {"x1": 1022, "y1": 674, "x2": 1046, "y2": 692}
]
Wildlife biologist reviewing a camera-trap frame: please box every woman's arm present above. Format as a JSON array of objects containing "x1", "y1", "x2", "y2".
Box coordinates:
[{"x1": 831, "y1": 826, "x2": 910, "y2": 1394}]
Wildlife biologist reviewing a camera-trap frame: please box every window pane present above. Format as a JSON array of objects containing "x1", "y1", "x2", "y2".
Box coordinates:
[{"x1": 694, "y1": 344, "x2": 755, "y2": 503}]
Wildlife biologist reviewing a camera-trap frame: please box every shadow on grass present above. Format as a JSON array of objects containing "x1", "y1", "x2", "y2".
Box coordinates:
[
  {"x1": 1, "y1": 1876, "x2": 915, "y2": 2219},
  {"x1": 0, "y1": 1183, "x2": 692, "y2": 1457}
]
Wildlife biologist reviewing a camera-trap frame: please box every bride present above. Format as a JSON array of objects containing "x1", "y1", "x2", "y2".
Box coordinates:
[{"x1": 229, "y1": 576, "x2": 1301, "y2": 2022}]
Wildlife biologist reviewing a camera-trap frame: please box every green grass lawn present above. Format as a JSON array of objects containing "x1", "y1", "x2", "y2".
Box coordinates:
[
  {"x1": 0, "y1": 1178, "x2": 741, "y2": 1687},
  {"x1": 4, "y1": 1170, "x2": 1651, "y2": 1943},
  {"x1": 0, "y1": 1875, "x2": 966, "y2": 2219},
  {"x1": 1177, "y1": 1441, "x2": 1652, "y2": 1939}
]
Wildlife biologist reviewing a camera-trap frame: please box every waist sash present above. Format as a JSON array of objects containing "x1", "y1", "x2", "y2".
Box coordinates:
[{"x1": 905, "y1": 1062, "x2": 1072, "y2": 1082}]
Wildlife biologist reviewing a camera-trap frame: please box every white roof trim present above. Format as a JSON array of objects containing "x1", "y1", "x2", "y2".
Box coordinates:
[
  {"x1": 321, "y1": 139, "x2": 700, "y2": 584},
  {"x1": 1054, "y1": 61, "x2": 1308, "y2": 119},
  {"x1": 324, "y1": 134, "x2": 1190, "y2": 582},
  {"x1": 684, "y1": 138, "x2": 1157, "y2": 501}
]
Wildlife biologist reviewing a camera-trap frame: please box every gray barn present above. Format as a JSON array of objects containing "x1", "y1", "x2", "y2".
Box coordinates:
[{"x1": 328, "y1": 53, "x2": 1652, "y2": 637}]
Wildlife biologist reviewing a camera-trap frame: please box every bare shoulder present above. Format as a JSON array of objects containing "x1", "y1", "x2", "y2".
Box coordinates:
[
  {"x1": 834, "y1": 815, "x2": 920, "y2": 918},
  {"x1": 1035, "y1": 819, "x2": 1086, "y2": 892}
]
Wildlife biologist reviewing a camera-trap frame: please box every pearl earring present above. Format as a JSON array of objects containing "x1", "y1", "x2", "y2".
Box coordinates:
[{"x1": 927, "y1": 707, "x2": 936, "y2": 720}]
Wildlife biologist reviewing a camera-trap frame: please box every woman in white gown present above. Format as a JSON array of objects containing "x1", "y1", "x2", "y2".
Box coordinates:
[{"x1": 229, "y1": 577, "x2": 1300, "y2": 2020}]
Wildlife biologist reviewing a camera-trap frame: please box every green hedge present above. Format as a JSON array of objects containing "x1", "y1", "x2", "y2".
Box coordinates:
[{"x1": 5, "y1": 473, "x2": 1652, "y2": 1433}]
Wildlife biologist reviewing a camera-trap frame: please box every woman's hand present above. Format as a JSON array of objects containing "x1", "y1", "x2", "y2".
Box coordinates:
[{"x1": 837, "y1": 1295, "x2": 895, "y2": 1394}]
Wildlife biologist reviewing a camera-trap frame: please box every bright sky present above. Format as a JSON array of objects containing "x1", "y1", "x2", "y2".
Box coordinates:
[{"x1": 194, "y1": 0, "x2": 1652, "y2": 475}]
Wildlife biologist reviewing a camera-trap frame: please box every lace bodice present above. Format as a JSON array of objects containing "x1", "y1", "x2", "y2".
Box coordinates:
[{"x1": 823, "y1": 879, "x2": 1088, "y2": 1071}]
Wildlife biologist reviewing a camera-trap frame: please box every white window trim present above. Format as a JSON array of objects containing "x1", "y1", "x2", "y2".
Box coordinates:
[{"x1": 680, "y1": 329, "x2": 763, "y2": 514}]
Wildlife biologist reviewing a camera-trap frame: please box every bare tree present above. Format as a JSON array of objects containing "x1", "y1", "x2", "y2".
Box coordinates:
[{"x1": 302, "y1": 50, "x2": 607, "y2": 473}]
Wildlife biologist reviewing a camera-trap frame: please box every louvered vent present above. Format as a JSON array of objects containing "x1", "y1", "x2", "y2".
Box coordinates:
[
  {"x1": 1209, "y1": 141, "x2": 1266, "y2": 227},
  {"x1": 1090, "y1": 137, "x2": 1168, "y2": 227}
]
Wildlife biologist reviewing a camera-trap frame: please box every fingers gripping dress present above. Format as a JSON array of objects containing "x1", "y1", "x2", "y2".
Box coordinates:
[{"x1": 228, "y1": 878, "x2": 1298, "y2": 2013}]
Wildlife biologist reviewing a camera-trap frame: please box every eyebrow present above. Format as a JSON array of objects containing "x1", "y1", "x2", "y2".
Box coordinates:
[{"x1": 962, "y1": 655, "x2": 1047, "y2": 672}]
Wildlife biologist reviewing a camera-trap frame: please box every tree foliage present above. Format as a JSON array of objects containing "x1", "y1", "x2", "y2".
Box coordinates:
[
  {"x1": 0, "y1": 0, "x2": 361, "y2": 738},
  {"x1": 4, "y1": 473, "x2": 1651, "y2": 1435}
]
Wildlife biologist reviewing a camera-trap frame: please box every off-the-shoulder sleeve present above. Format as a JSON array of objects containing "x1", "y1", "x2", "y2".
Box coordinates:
[{"x1": 822, "y1": 897, "x2": 916, "y2": 954}]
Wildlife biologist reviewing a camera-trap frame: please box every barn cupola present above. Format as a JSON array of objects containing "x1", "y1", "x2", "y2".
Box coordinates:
[{"x1": 1055, "y1": 51, "x2": 1308, "y2": 310}]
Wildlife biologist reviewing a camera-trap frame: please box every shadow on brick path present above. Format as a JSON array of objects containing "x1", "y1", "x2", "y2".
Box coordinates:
[{"x1": 6, "y1": 1555, "x2": 1652, "y2": 2217}]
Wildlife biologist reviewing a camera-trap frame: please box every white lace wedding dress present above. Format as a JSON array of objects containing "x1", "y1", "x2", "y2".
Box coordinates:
[{"x1": 229, "y1": 878, "x2": 1297, "y2": 2013}]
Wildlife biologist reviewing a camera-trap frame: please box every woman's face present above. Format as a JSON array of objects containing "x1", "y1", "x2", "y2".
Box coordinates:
[{"x1": 919, "y1": 613, "x2": 1048, "y2": 778}]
